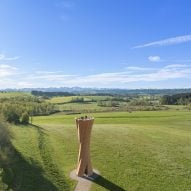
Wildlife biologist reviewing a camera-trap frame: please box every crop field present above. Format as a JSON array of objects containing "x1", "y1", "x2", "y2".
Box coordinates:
[{"x1": 3, "y1": 110, "x2": 190, "y2": 191}]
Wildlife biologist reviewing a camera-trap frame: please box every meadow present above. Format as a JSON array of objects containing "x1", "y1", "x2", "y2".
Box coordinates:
[
  {"x1": 47, "y1": 95, "x2": 173, "y2": 114},
  {"x1": 0, "y1": 92, "x2": 191, "y2": 190},
  {"x1": 5, "y1": 110, "x2": 191, "y2": 191},
  {"x1": 48, "y1": 95, "x2": 119, "y2": 113}
]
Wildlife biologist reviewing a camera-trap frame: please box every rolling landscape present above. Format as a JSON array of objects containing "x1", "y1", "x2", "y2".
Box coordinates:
[
  {"x1": 1, "y1": 0, "x2": 191, "y2": 190},
  {"x1": 0, "y1": 91, "x2": 191, "y2": 190}
]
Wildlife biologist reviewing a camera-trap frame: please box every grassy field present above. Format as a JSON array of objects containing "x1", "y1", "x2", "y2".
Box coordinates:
[
  {"x1": 2, "y1": 110, "x2": 190, "y2": 190},
  {"x1": 0, "y1": 91, "x2": 30, "y2": 98},
  {"x1": 49, "y1": 96, "x2": 113, "y2": 104},
  {"x1": 56, "y1": 102, "x2": 114, "y2": 113},
  {"x1": 48, "y1": 95, "x2": 118, "y2": 113}
]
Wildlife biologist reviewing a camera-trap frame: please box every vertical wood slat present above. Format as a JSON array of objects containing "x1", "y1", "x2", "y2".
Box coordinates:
[{"x1": 75, "y1": 118, "x2": 94, "y2": 177}]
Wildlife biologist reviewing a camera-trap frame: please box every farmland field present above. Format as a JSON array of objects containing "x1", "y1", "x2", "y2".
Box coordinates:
[
  {"x1": 49, "y1": 95, "x2": 113, "y2": 104},
  {"x1": 48, "y1": 95, "x2": 122, "y2": 113},
  {"x1": 2, "y1": 110, "x2": 190, "y2": 190}
]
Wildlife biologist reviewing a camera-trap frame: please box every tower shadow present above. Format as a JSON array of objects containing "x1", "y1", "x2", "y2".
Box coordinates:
[{"x1": 85, "y1": 172, "x2": 126, "y2": 191}]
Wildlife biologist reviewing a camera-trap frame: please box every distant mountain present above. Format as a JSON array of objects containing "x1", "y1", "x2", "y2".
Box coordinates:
[{"x1": 1, "y1": 87, "x2": 191, "y2": 95}]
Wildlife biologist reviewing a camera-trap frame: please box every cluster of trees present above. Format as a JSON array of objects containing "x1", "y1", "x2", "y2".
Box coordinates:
[
  {"x1": 70, "y1": 97, "x2": 84, "y2": 103},
  {"x1": 161, "y1": 93, "x2": 191, "y2": 105},
  {"x1": 97, "y1": 100, "x2": 119, "y2": 107},
  {"x1": 31, "y1": 91, "x2": 75, "y2": 98},
  {"x1": 96, "y1": 96, "x2": 155, "y2": 108},
  {"x1": 0, "y1": 96, "x2": 57, "y2": 124},
  {"x1": 128, "y1": 99, "x2": 153, "y2": 106}
]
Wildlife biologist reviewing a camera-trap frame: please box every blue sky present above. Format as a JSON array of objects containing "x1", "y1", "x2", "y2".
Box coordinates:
[{"x1": 0, "y1": 0, "x2": 191, "y2": 89}]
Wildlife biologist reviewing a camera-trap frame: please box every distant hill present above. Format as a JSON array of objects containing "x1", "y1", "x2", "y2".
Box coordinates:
[{"x1": 1, "y1": 87, "x2": 191, "y2": 96}]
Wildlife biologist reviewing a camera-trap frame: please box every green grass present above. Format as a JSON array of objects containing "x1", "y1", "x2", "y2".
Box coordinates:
[
  {"x1": 49, "y1": 96, "x2": 112, "y2": 104},
  {"x1": 9, "y1": 125, "x2": 75, "y2": 191},
  {"x1": 57, "y1": 102, "x2": 113, "y2": 113},
  {"x1": 164, "y1": 104, "x2": 188, "y2": 110},
  {"x1": 49, "y1": 95, "x2": 116, "y2": 113},
  {"x1": 49, "y1": 96, "x2": 74, "y2": 104},
  {"x1": 33, "y1": 110, "x2": 191, "y2": 126},
  {"x1": 2, "y1": 110, "x2": 191, "y2": 190},
  {"x1": 0, "y1": 92, "x2": 30, "y2": 98}
]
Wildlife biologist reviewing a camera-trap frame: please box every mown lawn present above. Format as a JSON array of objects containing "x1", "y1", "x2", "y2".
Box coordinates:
[
  {"x1": 34, "y1": 110, "x2": 191, "y2": 126},
  {"x1": 6, "y1": 110, "x2": 191, "y2": 190}
]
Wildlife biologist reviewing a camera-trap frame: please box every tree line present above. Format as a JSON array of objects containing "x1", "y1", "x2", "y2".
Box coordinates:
[
  {"x1": 161, "y1": 93, "x2": 191, "y2": 105},
  {"x1": 0, "y1": 95, "x2": 57, "y2": 124},
  {"x1": 31, "y1": 91, "x2": 75, "y2": 98}
]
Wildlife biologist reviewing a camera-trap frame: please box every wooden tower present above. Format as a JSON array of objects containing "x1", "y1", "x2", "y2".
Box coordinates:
[{"x1": 75, "y1": 117, "x2": 94, "y2": 177}]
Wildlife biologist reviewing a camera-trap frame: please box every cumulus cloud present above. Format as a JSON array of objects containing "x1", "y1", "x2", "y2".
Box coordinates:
[
  {"x1": 148, "y1": 56, "x2": 161, "y2": 62},
  {"x1": 133, "y1": 34, "x2": 191, "y2": 49}
]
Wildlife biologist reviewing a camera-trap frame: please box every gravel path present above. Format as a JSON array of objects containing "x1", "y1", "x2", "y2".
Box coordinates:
[{"x1": 70, "y1": 169, "x2": 100, "y2": 191}]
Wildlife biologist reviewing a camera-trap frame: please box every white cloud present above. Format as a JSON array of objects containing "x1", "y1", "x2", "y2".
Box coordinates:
[
  {"x1": 17, "y1": 82, "x2": 34, "y2": 88},
  {"x1": 79, "y1": 64, "x2": 190, "y2": 86},
  {"x1": 164, "y1": 64, "x2": 187, "y2": 69},
  {"x1": 29, "y1": 74, "x2": 76, "y2": 81},
  {"x1": 0, "y1": 64, "x2": 18, "y2": 77},
  {"x1": 35, "y1": 71, "x2": 62, "y2": 74},
  {"x1": 148, "y1": 56, "x2": 161, "y2": 62},
  {"x1": 0, "y1": 53, "x2": 19, "y2": 61},
  {"x1": 125, "y1": 66, "x2": 155, "y2": 71},
  {"x1": 1, "y1": 64, "x2": 191, "y2": 89},
  {"x1": 133, "y1": 34, "x2": 191, "y2": 49},
  {"x1": 22, "y1": 64, "x2": 191, "y2": 87}
]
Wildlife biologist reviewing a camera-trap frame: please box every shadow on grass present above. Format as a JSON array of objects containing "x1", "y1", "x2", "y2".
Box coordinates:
[
  {"x1": 1, "y1": 124, "x2": 71, "y2": 191},
  {"x1": 86, "y1": 172, "x2": 126, "y2": 191},
  {"x1": 1, "y1": 144, "x2": 59, "y2": 191},
  {"x1": 30, "y1": 124, "x2": 70, "y2": 191}
]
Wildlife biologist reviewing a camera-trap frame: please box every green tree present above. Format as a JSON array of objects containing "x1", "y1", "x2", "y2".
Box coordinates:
[
  {"x1": 0, "y1": 117, "x2": 11, "y2": 169},
  {"x1": 3, "y1": 108, "x2": 20, "y2": 124},
  {"x1": 21, "y1": 112, "x2": 29, "y2": 124}
]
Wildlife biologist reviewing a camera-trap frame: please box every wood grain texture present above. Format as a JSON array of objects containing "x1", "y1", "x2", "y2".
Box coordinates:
[{"x1": 75, "y1": 118, "x2": 94, "y2": 177}]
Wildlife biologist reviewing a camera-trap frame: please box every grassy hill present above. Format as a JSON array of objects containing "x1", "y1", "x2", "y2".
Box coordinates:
[{"x1": 1, "y1": 110, "x2": 190, "y2": 190}]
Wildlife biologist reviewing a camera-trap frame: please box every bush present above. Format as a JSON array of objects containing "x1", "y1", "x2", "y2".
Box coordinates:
[
  {"x1": 0, "y1": 95, "x2": 56, "y2": 124},
  {"x1": 0, "y1": 119, "x2": 10, "y2": 148},
  {"x1": 129, "y1": 99, "x2": 152, "y2": 106},
  {"x1": 3, "y1": 109, "x2": 20, "y2": 124},
  {"x1": 21, "y1": 112, "x2": 29, "y2": 124},
  {"x1": 71, "y1": 97, "x2": 84, "y2": 103},
  {"x1": 0, "y1": 117, "x2": 11, "y2": 168}
]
